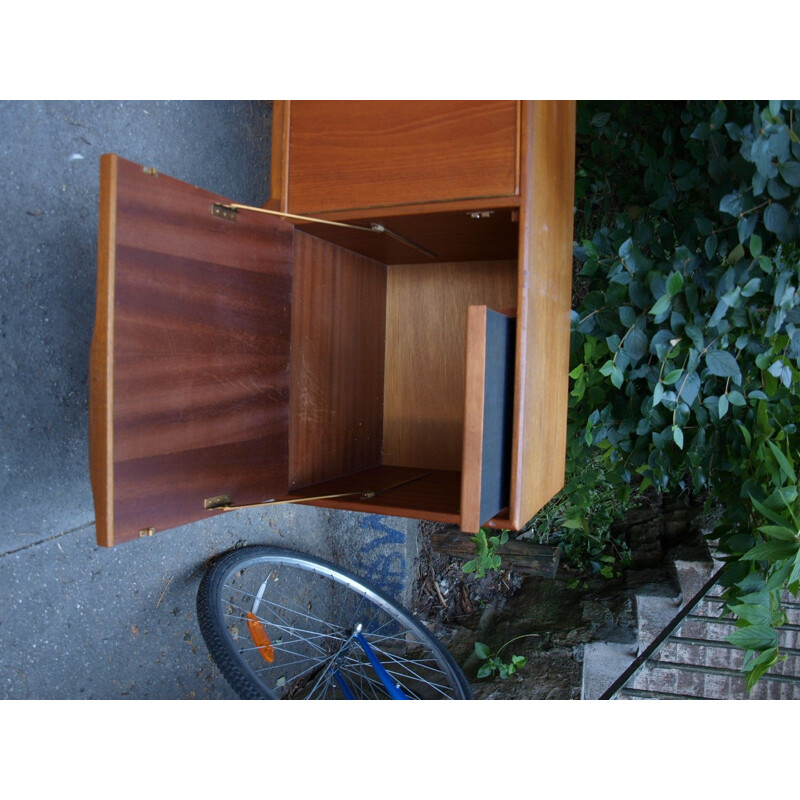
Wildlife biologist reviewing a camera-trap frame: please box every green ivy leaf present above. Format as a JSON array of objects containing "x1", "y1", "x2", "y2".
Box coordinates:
[
  {"x1": 741, "y1": 277, "x2": 761, "y2": 298},
  {"x1": 757, "y1": 525, "x2": 799, "y2": 542},
  {"x1": 780, "y1": 161, "x2": 800, "y2": 187},
  {"x1": 728, "y1": 603, "x2": 772, "y2": 627},
  {"x1": 749, "y1": 233, "x2": 763, "y2": 257},
  {"x1": 706, "y1": 350, "x2": 742, "y2": 382},
  {"x1": 727, "y1": 625, "x2": 779, "y2": 651},
  {"x1": 684, "y1": 324, "x2": 704, "y2": 351},
  {"x1": 720, "y1": 192, "x2": 744, "y2": 217},
  {"x1": 619, "y1": 237, "x2": 654, "y2": 273},
  {"x1": 741, "y1": 539, "x2": 800, "y2": 561},
  {"x1": 727, "y1": 390, "x2": 746, "y2": 406},
  {"x1": 738, "y1": 215, "x2": 757, "y2": 243},
  {"x1": 666, "y1": 271, "x2": 684, "y2": 295},
  {"x1": 476, "y1": 663, "x2": 494, "y2": 679},
  {"x1": 745, "y1": 647, "x2": 780, "y2": 692},
  {"x1": 750, "y1": 495, "x2": 794, "y2": 528},
  {"x1": 649, "y1": 294, "x2": 671, "y2": 316},
  {"x1": 766, "y1": 440, "x2": 796, "y2": 483},
  {"x1": 768, "y1": 178, "x2": 791, "y2": 200},
  {"x1": 672, "y1": 425, "x2": 684, "y2": 450},
  {"x1": 727, "y1": 243, "x2": 746, "y2": 265},
  {"x1": 474, "y1": 642, "x2": 491, "y2": 660},
  {"x1": 623, "y1": 328, "x2": 648, "y2": 363},
  {"x1": 764, "y1": 202, "x2": 789, "y2": 236},
  {"x1": 676, "y1": 371, "x2": 701, "y2": 407},
  {"x1": 619, "y1": 306, "x2": 637, "y2": 327}
]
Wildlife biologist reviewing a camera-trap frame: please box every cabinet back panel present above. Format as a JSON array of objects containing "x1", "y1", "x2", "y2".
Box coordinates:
[
  {"x1": 289, "y1": 232, "x2": 387, "y2": 489},
  {"x1": 382, "y1": 261, "x2": 517, "y2": 471}
]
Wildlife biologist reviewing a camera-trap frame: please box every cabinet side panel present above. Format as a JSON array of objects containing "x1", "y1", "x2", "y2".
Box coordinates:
[
  {"x1": 509, "y1": 101, "x2": 577, "y2": 529},
  {"x1": 288, "y1": 232, "x2": 387, "y2": 489}
]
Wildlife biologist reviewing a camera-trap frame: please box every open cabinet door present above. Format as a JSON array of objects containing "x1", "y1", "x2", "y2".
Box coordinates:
[{"x1": 90, "y1": 155, "x2": 294, "y2": 546}]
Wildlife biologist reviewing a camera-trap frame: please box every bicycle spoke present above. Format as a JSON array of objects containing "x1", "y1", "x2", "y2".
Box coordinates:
[{"x1": 224, "y1": 585, "x2": 349, "y2": 637}]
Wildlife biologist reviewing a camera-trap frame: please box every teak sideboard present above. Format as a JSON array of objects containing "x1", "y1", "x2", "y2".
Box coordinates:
[{"x1": 89, "y1": 100, "x2": 576, "y2": 547}]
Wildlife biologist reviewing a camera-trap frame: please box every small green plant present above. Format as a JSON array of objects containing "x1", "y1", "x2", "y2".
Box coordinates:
[
  {"x1": 473, "y1": 635, "x2": 537, "y2": 679},
  {"x1": 462, "y1": 528, "x2": 508, "y2": 578}
]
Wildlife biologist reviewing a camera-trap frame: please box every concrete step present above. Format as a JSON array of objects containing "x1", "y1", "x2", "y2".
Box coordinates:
[
  {"x1": 626, "y1": 659, "x2": 800, "y2": 699},
  {"x1": 580, "y1": 641, "x2": 637, "y2": 700},
  {"x1": 674, "y1": 559, "x2": 715, "y2": 603},
  {"x1": 635, "y1": 593, "x2": 683, "y2": 653},
  {"x1": 581, "y1": 544, "x2": 800, "y2": 699}
]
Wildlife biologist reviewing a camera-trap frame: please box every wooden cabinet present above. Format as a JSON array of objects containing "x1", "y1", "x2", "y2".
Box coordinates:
[{"x1": 89, "y1": 100, "x2": 576, "y2": 547}]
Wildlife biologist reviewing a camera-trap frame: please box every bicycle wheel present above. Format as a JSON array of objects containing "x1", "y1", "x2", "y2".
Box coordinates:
[{"x1": 197, "y1": 546, "x2": 473, "y2": 699}]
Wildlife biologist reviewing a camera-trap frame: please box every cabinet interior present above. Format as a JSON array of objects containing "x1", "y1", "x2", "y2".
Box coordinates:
[{"x1": 286, "y1": 207, "x2": 519, "y2": 526}]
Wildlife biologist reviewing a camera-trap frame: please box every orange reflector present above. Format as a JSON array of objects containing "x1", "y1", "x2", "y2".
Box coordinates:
[{"x1": 246, "y1": 612, "x2": 275, "y2": 663}]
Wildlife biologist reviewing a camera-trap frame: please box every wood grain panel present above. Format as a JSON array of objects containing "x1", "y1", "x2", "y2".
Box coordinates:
[
  {"x1": 383, "y1": 261, "x2": 517, "y2": 471},
  {"x1": 288, "y1": 231, "x2": 387, "y2": 489},
  {"x1": 90, "y1": 154, "x2": 294, "y2": 546},
  {"x1": 509, "y1": 101, "x2": 577, "y2": 529},
  {"x1": 287, "y1": 101, "x2": 519, "y2": 213}
]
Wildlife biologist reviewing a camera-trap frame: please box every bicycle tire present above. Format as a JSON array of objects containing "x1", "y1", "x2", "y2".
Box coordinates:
[{"x1": 197, "y1": 545, "x2": 473, "y2": 699}]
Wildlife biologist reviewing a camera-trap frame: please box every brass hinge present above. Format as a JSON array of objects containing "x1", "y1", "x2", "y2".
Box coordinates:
[
  {"x1": 211, "y1": 203, "x2": 238, "y2": 222},
  {"x1": 204, "y1": 494, "x2": 233, "y2": 510}
]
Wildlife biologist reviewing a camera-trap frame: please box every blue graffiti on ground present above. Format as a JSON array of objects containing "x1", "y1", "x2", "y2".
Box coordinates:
[{"x1": 357, "y1": 514, "x2": 407, "y2": 600}]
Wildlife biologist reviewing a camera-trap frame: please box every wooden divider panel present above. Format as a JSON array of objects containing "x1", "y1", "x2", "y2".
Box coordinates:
[{"x1": 461, "y1": 306, "x2": 516, "y2": 533}]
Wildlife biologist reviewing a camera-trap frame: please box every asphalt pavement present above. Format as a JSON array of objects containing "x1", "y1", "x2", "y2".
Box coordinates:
[{"x1": 0, "y1": 100, "x2": 419, "y2": 699}]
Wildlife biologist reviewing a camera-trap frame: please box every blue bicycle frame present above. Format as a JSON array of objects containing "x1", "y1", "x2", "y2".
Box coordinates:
[{"x1": 332, "y1": 625, "x2": 409, "y2": 700}]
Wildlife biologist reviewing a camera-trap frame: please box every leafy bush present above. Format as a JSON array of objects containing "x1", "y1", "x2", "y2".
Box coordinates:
[
  {"x1": 568, "y1": 100, "x2": 800, "y2": 688},
  {"x1": 524, "y1": 450, "x2": 634, "y2": 583}
]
